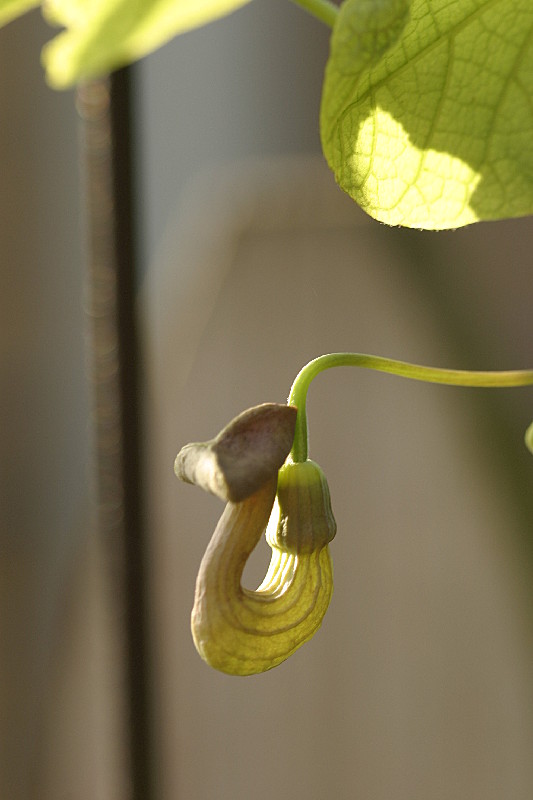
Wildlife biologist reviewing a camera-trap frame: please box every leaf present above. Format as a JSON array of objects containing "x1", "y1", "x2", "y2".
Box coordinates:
[
  {"x1": 0, "y1": 0, "x2": 39, "y2": 27},
  {"x1": 42, "y1": 0, "x2": 253, "y2": 89},
  {"x1": 320, "y1": 0, "x2": 533, "y2": 229}
]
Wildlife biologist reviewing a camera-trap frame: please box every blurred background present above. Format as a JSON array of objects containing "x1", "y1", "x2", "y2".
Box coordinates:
[{"x1": 2, "y1": 3, "x2": 533, "y2": 799}]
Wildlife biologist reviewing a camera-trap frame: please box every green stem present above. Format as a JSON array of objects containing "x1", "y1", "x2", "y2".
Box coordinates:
[
  {"x1": 289, "y1": 0, "x2": 339, "y2": 28},
  {"x1": 288, "y1": 353, "x2": 533, "y2": 462}
]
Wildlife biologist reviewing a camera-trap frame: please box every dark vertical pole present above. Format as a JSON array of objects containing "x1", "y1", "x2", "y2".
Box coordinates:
[{"x1": 78, "y1": 69, "x2": 153, "y2": 800}]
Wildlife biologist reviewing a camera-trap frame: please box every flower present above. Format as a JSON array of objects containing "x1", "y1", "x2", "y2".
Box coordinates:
[{"x1": 176, "y1": 404, "x2": 336, "y2": 675}]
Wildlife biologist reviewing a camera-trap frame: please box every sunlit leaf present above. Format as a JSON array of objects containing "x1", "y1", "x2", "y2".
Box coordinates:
[
  {"x1": 42, "y1": 0, "x2": 253, "y2": 88},
  {"x1": 320, "y1": 0, "x2": 533, "y2": 229},
  {"x1": 0, "y1": 0, "x2": 39, "y2": 27}
]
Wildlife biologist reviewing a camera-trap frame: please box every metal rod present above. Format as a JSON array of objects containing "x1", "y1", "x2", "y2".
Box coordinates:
[{"x1": 78, "y1": 68, "x2": 153, "y2": 800}]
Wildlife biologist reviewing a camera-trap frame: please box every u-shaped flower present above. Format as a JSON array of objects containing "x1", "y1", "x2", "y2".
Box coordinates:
[
  {"x1": 175, "y1": 403, "x2": 336, "y2": 676},
  {"x1": 175, "y1": 353, "x2": 533, "y2": 674}
]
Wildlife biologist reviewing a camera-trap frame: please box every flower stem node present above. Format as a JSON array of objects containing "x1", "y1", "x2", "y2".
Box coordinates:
[{"x1": 267, "y1": 460, "x2": 336, "y2": 554}]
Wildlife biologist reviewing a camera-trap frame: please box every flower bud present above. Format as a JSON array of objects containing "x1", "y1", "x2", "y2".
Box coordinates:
[{"x1": 266, "y1": 459, "x2": 336, "y2": 555}]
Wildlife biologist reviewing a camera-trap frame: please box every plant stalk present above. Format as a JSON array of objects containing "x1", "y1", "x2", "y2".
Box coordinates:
[
  {"x1": 289, "y1": 0, "x2": 339, "y2": 28},
  {"x1": 288, "y1": 353, "x2": 533, "y2": 462}
]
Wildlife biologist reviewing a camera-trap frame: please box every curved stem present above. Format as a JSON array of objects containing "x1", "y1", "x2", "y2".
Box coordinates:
[
  {"x1": 288, "y1": 353, "x2": 533, "y2": 462},
  {"x1": 288, "y1": 0, "x2": 339, "y2": 28}
]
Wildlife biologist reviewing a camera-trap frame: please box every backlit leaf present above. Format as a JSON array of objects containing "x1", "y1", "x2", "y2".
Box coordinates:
[
  {"x1": 42, "y1": 0, "x2": 252, "y2": 88},
  {"x1": 320, "y1": 0, "x2": 533, "y2": 229}
]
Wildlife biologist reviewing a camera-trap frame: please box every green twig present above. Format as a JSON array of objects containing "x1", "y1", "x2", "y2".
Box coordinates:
[
  {"x1": 288, "y1": 353, "x2": 533, "y2": 462},
  {"x1": 289, "y1": 0, "x2": 339, "y2": 28}
]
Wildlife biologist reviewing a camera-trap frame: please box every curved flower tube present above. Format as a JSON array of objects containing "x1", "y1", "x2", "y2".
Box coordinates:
[{"x1": 192, "y1": 471, "x2": 335, "y2": 676}]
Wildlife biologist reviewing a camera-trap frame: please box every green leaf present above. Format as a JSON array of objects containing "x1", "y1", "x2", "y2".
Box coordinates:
[
  {"x1": 320, "y1": 0, "x2": 533, "y2": 229},
  {"x1": 42, "y1": 0, "x2": 253, "y2": 89},
  {"x1": 0, "y1": 0, "x2": 39, "y2": 27}
]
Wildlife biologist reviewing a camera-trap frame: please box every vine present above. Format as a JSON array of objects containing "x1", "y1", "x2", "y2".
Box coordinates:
[{"x1": 176, "y1": 354, "x2": 533, "y2": 675}]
